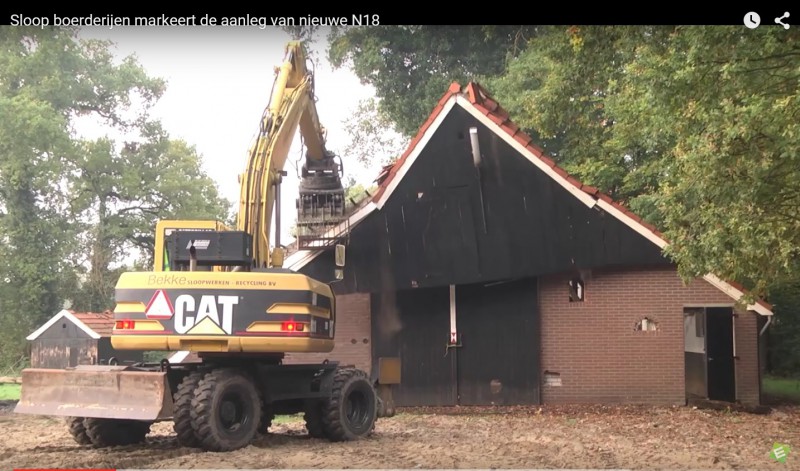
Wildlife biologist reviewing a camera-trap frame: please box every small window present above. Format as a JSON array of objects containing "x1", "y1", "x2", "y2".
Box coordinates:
[
  {"x1": 695, "y1": 311, "x2": 705, "y2": 337},
  {"x1": 569, "y1": 278, "x2": 584, "y2": 302},
  {"x1": 635, "y1": 316, "x2": 660, "y2": 332}
]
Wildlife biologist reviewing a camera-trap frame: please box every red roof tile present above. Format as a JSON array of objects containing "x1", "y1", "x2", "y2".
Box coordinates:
[
  {"x1": 71, "y1": 310, "x2": 114, "y2": 337},
  {"x1": 537, "y1": 154, "x2": 556, "y2": 168},
  {"x1": 581, "y1": 185, "x2": 600, "y2": 196},
  {"x1": 513, "y1": 133, "x2": 533, "y2": 148},
  {"x1": 499, "y1": 122, "x2": 519, "y2": 136}
]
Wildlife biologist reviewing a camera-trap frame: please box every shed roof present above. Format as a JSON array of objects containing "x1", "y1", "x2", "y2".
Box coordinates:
[
  {"x1": 285, "y1": 81, "x2": 772, "y2": 316},
  {"x1": 26, "y1": 309, "x2": 114, "y2": 341}
]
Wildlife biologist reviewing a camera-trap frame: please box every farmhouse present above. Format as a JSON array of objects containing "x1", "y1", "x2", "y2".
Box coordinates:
[
  {"x1": 283, "y1": 82, "x2": 771, "y2": 407},
  {"x1": 26, "y1": 309, "x2": 143, "y2": 368}
]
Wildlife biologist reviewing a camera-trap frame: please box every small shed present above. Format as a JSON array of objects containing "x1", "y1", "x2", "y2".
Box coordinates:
[{"x1": 26, "y1": 309, "x2": 143, "y2": 368}]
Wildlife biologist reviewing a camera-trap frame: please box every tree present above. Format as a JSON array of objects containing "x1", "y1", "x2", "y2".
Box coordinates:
[
  {"x1": 492, "y1": 26, "x2": 800, "y2": 297},
  {"x1": 488, "y1": 26, "x2": 674, "y2": 223},
  {"x1": 328, "y1": 26, "x2": 535, "y2": 136},
  {"x1": 767, "y1": 282, "x2": 800, "y2": 376},
  {"x1": 641, "y1": 27, "x2": 800, "y2": 298},
  {"x1": 0, "y1": 27, "x2": 231, "y2": 363},
  {"x1": 341, "y1": 97, "x2": 408, "y2": 168},
  {"x1": 0, "y1": 27, "x2": 166, "y2": 364},
  {"x1": 68, "y1": 125, "x2": 231, "y2": 312}
]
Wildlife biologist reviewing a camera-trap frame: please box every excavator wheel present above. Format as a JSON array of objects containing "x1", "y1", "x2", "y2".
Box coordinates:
[
  {"x1": 84, "y1": 418, "x2": 151, "y2": 447},
  {"x1": 303, "y1": 400, "x2": 326, "y2": 438},
  {"x1": 66, "y1": 417, "x2": 92, "y2": 445},
  {"x1": 322, "y1": 368, "x2": 377, "y2": 442},
  {"x1": 173, "y1": 370, "x2": 204, "y2": 447},
  {"x1": 190, "y1": 368, "x2": 261, "y2": 452}
]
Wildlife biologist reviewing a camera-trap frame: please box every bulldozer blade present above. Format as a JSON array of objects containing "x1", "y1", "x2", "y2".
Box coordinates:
[{"x1": 14, "y1": 366, "x2": 173, "y2": 421}]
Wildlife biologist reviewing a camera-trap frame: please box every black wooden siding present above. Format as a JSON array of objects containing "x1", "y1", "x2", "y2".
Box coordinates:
[
  {"x1": 300, "y1": 105, "x2": 669, "y2": 294},
  {"x1": 371, "y1": 286, "x2": 456, "y2": 406},
  {"x1": 455, "y1": 277, "x2": 539, "y2": 405},
  {"x1": 370, "y1": 277, "x2": 539, "y2": 407}
]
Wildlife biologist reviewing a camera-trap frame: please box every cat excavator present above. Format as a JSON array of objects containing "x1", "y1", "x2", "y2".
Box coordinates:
[{"x1": 15, "y1": 41, "x2": 398, "y2": 452}]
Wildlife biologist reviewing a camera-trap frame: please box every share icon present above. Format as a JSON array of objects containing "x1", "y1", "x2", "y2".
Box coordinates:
[{"x1": 775, "y1": 11, "x2": 790, "y2": 29}]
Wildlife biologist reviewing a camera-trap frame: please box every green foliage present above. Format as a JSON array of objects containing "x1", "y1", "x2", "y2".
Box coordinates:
[
  {"x1": 328, "y1": 26, "x2": 534, "y2": 136},
  {"x1": 488, "y1": 26, "x2": 674, "y2": 222},
  {"x1": 343, "y1": 176, "x2": 377, "y2": 211},
  {"x1": 651, "y1": 28, "x2": 800, "y2": 297},
  {"x1": 142, "y1": 351, "x2": 170, "y2": 363},
  {"x1": 0, "y1": 27, "x2": 158, "y2": 364},
  {"x1": 69, "y1": 131, "x2": 231, "y2": 312},
  {"x1": 491, "y1": 26, "x2": 800, "y2": 297},
  {"x1": 0, "y1": 384, "x2": 21, "y2": 401},
  {"x1": 0, "y1": 27, "x2": 231, "y2": 364},
  {"x1": 341, "y1": 97, "x2": 408, "y2": 168},
  {"x1": 762, "y1": 375, "x2": 800, "y2": 402},
  {"x1": 767, "y1": 282, "x2": 800, "y2": 376}
]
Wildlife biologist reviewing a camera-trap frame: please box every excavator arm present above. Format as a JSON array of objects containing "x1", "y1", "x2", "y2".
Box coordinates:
[{"x1": 238, "y1": 41, "x2": 344, "y2": 269}]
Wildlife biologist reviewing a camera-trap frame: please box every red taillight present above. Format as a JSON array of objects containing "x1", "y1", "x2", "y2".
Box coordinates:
[
  {"x1": 115, "y1": 320, "x2": 135, "y2": 330},
  {"x1": 281, "y1": 322, "x2": 304, "y2": 332}
]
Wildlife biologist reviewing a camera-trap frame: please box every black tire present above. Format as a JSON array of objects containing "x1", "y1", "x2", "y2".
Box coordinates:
[
  {"x1": 258, "y1": 402, "x2": 275, "y2": 435},
  {"x1": 190, "y1": 368, "x2": 262, "y2": 452},
  {"x1": 84, "y1": 418, "x2": 151, "y2": 447},
  {"x1": 322, "y1": 368, "x2": 377, "y2": 442},
  {"x1": 173, "y1": 371, "x2": 204, "y2": 447},
  {"x1": 303, "y1": 401, "x2": 326, "y2": 438},
  {"x1": 66, "y1": 417, "x2": 91, "y2": 445}
]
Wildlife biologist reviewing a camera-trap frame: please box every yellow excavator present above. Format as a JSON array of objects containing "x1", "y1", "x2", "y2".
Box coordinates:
[{"x1": 15, "y1": 41, "x2": 397, "y2": 452}]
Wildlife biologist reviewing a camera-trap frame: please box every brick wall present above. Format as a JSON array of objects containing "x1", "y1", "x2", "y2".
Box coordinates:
[
  {"x1": 283, "y1": 293, "x2": 372, "y2": 374},
  {"x1": 540, "y1": 267, "x2": 761, "y2": 405},
  {"x1": 734, "y1": 309, "x2": 760, "y2": 405}
]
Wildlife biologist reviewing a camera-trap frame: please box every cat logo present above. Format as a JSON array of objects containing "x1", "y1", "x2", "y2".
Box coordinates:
[{"x1": 174, "y1": 294, "x2": 238, "y2": 335}]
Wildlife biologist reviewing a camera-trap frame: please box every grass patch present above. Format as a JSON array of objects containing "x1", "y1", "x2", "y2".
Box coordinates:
[
  {"x1": 0, "y1": 383, "x2": 21, "y2": 400},
  {"x1": 763, "y1": 375, "x2": 800, "y2": 403},
  {"x1": 273, "y1": 414, "x2": 303, "y2": 424}
]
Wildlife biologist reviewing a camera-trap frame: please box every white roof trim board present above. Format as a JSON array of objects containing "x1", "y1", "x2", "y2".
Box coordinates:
[
  {"x1": 26, "y1": 309, "x2": 102, "y2": 341},
  {"x1": 703, "y1": 274, "x2": 772, "y2": 316},
  {"x1": 286, "y1": 89, "x2": 773, "y2": 316}
]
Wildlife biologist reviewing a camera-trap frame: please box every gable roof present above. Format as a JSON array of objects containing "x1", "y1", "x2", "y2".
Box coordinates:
[
  {"x1": 286, "y1": 82, "x2": 773, "y2": 316},
  {"x1": 26, "y1": 309, "x2": 113, "y2": 341}
]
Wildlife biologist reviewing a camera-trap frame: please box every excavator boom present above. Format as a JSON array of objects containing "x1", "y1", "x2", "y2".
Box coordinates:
[{"x1": 239, "y1": 41, "x2": 345, "y2": 267}]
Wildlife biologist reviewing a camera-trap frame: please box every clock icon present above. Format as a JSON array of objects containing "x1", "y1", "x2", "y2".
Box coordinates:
[{"x1": 744, "y1": 11, "x2": 761, "y2": 28}]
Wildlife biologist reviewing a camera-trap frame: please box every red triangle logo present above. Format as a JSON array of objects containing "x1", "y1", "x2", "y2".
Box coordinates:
[{"x1": 145, "y1": 290, "x2": 174, "y2": 319}]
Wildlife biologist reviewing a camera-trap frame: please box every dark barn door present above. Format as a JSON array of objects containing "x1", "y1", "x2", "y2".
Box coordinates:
[
  {"x1": 375, "y1": 280, "x2": 540, "y2": 406},
  {"x1": 456, "y1": 278, "x2": 540, "y2": 405},
  {"x1": 706, "y1": 307, "x2": 735, "y2": 402},
  {"x1": 392, "y1": 286, "x2": 456, "y2": 406}
]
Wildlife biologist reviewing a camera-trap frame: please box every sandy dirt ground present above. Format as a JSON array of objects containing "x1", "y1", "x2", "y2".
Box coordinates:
[{"x1": 1, "y1": 404, "x2": 799, "y2": 470}]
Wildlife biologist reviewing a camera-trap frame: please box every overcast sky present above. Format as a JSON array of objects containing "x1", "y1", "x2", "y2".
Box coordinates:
[{"x1": 79, "y1": 26, "x2": 377, "y2": 243}]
